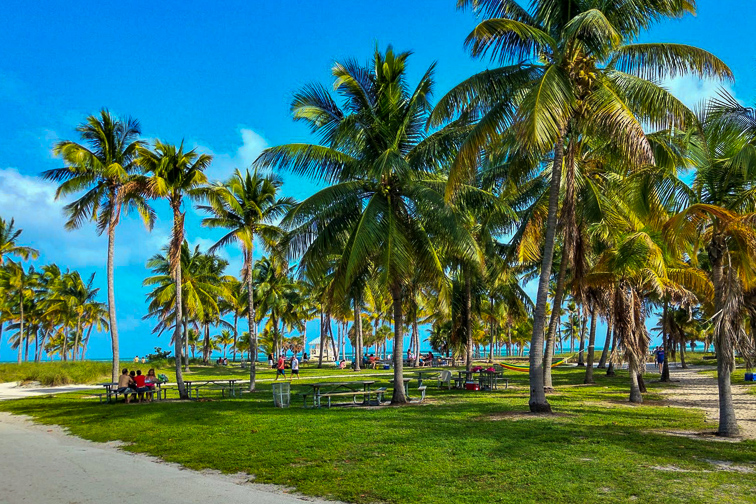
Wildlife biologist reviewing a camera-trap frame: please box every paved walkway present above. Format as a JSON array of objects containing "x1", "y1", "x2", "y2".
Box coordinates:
[{"x1": 0, "y1": 413, "x2": 339, "y2": 504}]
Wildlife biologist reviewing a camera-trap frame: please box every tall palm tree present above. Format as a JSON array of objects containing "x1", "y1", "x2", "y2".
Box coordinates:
[
  {"x1": 199, "y1": 168, "x2": 294, "y2": 391},
  {"x1": 257, "y1": 46, "x2": 478, "y2": 404},
  {"x1": 139, "y1": 141, "x2": 212, "y2": 399},
  {"x1": 665, "y1": 97, "x2": 756, "y2": 436},
  {"x1": 43, "y1": 111, "x2": 154, "y2": 381},
  {"x1": 437, "y1": 0, "x2": 731, "y2": 412}
]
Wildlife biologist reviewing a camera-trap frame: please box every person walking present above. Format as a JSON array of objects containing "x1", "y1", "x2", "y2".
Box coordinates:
[
  {"x1": 290, "y1": 354, "x2": 300, "y2": 380},
  {"x1": 274, "y1": 354, "x2": 286, "y2": 381}
]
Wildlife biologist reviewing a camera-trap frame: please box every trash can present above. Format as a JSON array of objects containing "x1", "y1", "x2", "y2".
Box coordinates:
[{"x1": 272, "y1": 382, "x2": 291, "y2": 408}]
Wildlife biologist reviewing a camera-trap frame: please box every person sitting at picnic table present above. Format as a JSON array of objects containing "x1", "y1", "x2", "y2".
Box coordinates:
[
  {"x1": 274, "y1": 354, "x2": 286, "y2": 380},
  {"x1": 117, "y1": 369, "x2": 136, "y2": 404},
  {"x1": 133, "y1": 370, "x2": 151, "y2": 403},
  {"x1": 145, "y1": 368, "x2": 158, "y2": 398},
  {"x1": 268, "y1": 354, "x2": 275, "y2": 368},
  {"x1": 368, "y1": 354, "x2": 377, "y2": 369},
  {"x1": 302, "y1": 352, "x2": 309, "y2": 363},
  {"x1": 290, "y1": 354, "x2": 300, "y2": 380},
  {"x1": 425, "y1": 352, "x2": 434, "y2": 366}
]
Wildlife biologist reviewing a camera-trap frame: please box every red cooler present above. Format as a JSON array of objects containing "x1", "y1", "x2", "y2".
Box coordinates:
[{"x1": 464, "y1": 382, "x2": 480, "y2": 391}]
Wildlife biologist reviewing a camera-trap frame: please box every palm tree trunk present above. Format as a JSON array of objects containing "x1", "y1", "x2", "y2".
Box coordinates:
[
  {"x1": 528, "y1": 130, "x2": 566, "y2": 413},
  {"x1": 246, "y1": 248, "x2": 257, "y2": 392},
  {"x1": 107, "y1": 208, "x2": 120, "y2": 383},
  {"x1": 203, "y1": 323, "x2": 210, "y2": 363},
  {"x1": 183, "y1": 315, "x2": 189, "y2": 372},
  {"x1": 606, "y1": 325, "x2": 618, "y2": 377},
  {"x1": 464, "y1": 266, "x2": 472, "y2": 372},
  {"x1": 629, "y1": 359, "x2": 643, "y2": 403},
  {"x1": 173, "y1": 255, "x2": 187, "y2": 399},
  {"x1": 17, "y1": 295, "x2": 23, "y2": 364},
  {"x1": 318, "y1": 311, "x2": 325, "y2": 369},
  {"x1": 577, "y1": 312, "x2": 586, "y2": 366},
  {"x1": 81, "y1": 326, "x2": 94, "y2": 361},
  {"x1": 709, "y1": 236, "x2": 739, "y2": 436},
  {"x1": 679, "y1": 338, "x2": 687, "y2": 369},
  {"x1": 584, "y1": 305, "x2": 597, "y2": 384},
  {"x1": 412, "y1": 317, "x2": 420, "y2": 368},
  {"x1": 390, "y1": 283, "x2": 407, "y2": 404},
  {"x1": 597, "y1": 317, "x2": 612, "y2": 369},
  {"x1": 72, "y1": 314, "x2": 82, "y2": 362},
  {"x1": 353, "y1": 298, "x2": 362, "y2": 371},
  {"x1": 232, "y1": 313, "x2": 238, "y2": 362},
  {"x1": 661, "y1": 299, "x2": 671, "y2": 381},
  {"x1": 544, "y1": 251, "x2": 569, "y2": 389}
]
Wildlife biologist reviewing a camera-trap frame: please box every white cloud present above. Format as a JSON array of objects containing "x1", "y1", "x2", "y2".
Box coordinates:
[
  {"x1": 190, "y1": 127, "x2": 269, "y2": 182},
  {"x1": 0, "y1": 167, "x2": 168, "y2": 268},
  {"x1": 662, "y1": 76, "x2": 735, "y2": 110}
]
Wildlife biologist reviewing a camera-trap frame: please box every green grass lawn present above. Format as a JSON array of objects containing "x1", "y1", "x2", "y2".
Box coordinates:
[{"x1": 1, "y1": 364, "x2": 755, "y2": 503}]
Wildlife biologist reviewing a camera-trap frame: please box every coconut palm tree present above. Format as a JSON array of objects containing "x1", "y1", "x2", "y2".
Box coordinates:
[
  {"x1": 0, "y1": 261, "x2": 39, "y2": 363},
  {"x1": 436, "y1": 0, "x2": 731, "y2": 412},
  {"x1": 43, "y1": 111, "x2": 154, "y2": 381},
  {"x1": 199, "y1": 168, "x2": 294, "y2": 391},
  {"x1": 665, "y1": 97, "x2": 756, "y2": 436},
  {"x1": 138, "y1": 141, "x2": 212, "y2": 399},
  {"x1": 0, "y1": 217, "x2": 38, "y2": 265},
  {"x1": 257, "y1": 46, "x2": 478, "y2": 404},
  {"x1": 44, "y1": 270, "x2": 100, "y2": 361}
]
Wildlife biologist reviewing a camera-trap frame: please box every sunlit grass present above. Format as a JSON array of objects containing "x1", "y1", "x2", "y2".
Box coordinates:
[{"x1": 1, "y1": 364, "x2": 754, "y2": 503}]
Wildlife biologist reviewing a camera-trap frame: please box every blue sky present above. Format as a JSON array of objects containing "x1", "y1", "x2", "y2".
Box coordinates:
[{"x1": 1, "y1": 1, "x2": 754, "y2": 360}]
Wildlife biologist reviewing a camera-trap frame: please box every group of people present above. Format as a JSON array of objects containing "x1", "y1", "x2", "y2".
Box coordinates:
[
  {"x1": 406, "y1": 350, "x2": 435, "y2": 367},
  {"x1": 268, "y1": 353, "x2": 301, "y2": 381},
  {"x1": 215, "y1": 357, "x2": 229, "y2": 366},
  {"x1": 117, "y1": 368, "x2": 159, "y2": 403}
]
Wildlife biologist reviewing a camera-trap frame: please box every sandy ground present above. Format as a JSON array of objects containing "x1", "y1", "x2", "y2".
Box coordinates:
[
  {"x1": 656, "y1": 365, "x2": 756, "y2": 440},
  {"x1": 0, "y1": 381, "x2": 96, "y2": 400},
  {"x1": 0, "y1": 412, "x2": 341, "y2": 504}
]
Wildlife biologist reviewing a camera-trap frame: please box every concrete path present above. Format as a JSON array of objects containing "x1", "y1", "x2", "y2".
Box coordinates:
[{"x1": 0, "y1": 413, "x2": 339, "y2": 504}]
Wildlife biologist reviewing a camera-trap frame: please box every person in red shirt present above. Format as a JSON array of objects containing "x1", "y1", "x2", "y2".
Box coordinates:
[
  {"x1": 274, "y1": 355, "x2": 286, "y2": 381},
  {"x1": 133, "y1": 370, "x2": 148, "y2": 403}
]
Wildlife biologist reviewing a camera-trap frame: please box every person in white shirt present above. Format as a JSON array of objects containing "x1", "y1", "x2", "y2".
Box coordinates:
[{"x1": 290, "y1": 354, "x2": 300, "y2": 380}]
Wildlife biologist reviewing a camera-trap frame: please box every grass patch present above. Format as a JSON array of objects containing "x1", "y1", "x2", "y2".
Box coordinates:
[
  {"x1": 0, "y1": 361, "x2": 114, "y2": 386},
  {"x1": 1, "y1": 365, "x2": 755, "y2": 503}
]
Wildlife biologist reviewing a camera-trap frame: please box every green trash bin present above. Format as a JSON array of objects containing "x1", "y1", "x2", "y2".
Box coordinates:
[{"x1": 272, "y1": 382, "x2": 291, "y2": 408}]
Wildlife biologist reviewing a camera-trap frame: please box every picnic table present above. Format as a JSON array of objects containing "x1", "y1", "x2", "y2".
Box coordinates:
[
  {"x1": 478, "y1": 370, "x2": 505, "y2": 390},
  {"x1": 302, "y1": 380, "x2": 379, "y2": 408},
  {"x1": 389, "y1": 377, "x2": 413, "y2": 397},
  {"x1": 98, "y1": 382, "x2": 166, "y2": 403},
  {"x1": 183, "y1": 379, "x2": 241, "y2": 398},
  {"x1": 411, "y1": 370, "x2": 439, "y2": 387}
]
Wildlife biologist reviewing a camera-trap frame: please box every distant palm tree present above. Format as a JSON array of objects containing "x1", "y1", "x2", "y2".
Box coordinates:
[
  {"x1": 0, "y1": 261, "x2": 39, "y2": 363},
  {"x1": 199, "y1": 168, "x2": 294, "y2": 391},
  {"x1": 43, "y1": 110, "x2": 154, "y2": 381},
  {"x1": 139, "y1": 140, "x2": 212, "y2": 399},
  {"x1": 215, "y1": 329, "x2": 235, "y2": 358},
  {"x1": 0, "y1": 217, "x2": 38, "y2": 265}
]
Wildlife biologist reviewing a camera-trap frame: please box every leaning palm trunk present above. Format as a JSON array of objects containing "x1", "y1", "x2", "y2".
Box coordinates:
[
  {"x1": 318, "y1": 311, "x2": 326, "y2": 368},
  {"x1": 73, "y1": 315, "x2": 82, "y2": 362},
  {"x1": 597, "y1": 317, "x2": 612, "y2": 369},
  {"x1": 584, "y1": 306, "x2": 597, "y2": 384},
  {"x1": 391, "y1": 284, "x2": 407, "y2": 404},
  {"x1": 544, "y1": 250, "x2": 569, "y2": 389},
  {"x1": 528, "y1": 131, "x2": 567, "y2": 413},
  {"x1": 173, "y1": 255, "x2": 187, "y2": 399},
  {"x1": 106, "y1": 207, "x2": 120, "y2": 382},
  {"x1": 661, "y1": 299, "x2": 671, "y2": 382}
]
